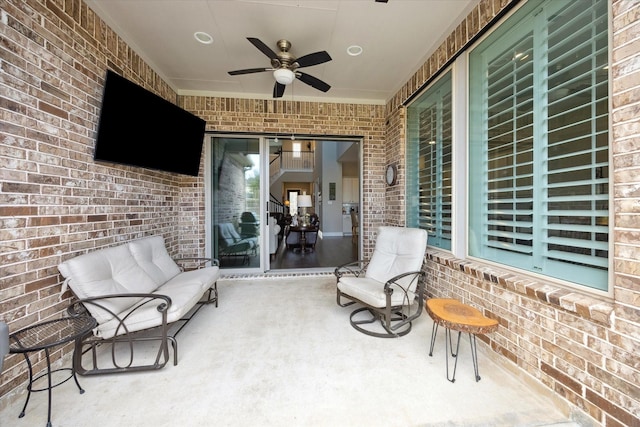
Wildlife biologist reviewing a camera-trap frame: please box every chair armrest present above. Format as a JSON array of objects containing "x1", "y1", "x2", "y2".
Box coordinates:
[
  {"x1": 334, "y1": 260, "x2": 369, "y2": 279},
  {"x1": 383, "y1": 270, "x2": 426, "y2": 295}
]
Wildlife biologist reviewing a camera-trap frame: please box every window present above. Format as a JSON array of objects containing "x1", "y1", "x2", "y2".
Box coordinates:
[
  {"x1": 292, "y1": 141, "x2": 301, "y2": 158},
  {"x1": 407, "y1": 71, "x2": 453, "y2": 250},
  {"x1": 468, "y1": 0, "x2": 608, "y2": 290}
]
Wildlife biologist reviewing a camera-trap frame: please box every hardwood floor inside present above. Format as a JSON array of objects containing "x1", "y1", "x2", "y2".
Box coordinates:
[
  {"x1": 217, "y1": 234, "x2": 358, "y2": 271},
  {"x1": 270, "y1": 235, "x2": 358, "y2": 270}
]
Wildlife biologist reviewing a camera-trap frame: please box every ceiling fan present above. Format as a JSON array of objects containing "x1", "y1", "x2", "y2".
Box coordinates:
[{"x1": 228, "y1": 38, "x2": 332, "y2": 98}]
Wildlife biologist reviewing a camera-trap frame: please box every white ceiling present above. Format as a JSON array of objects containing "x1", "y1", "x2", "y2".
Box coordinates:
[{"x1": 85, "y1": 0, "x2": 477, "y2": 104}]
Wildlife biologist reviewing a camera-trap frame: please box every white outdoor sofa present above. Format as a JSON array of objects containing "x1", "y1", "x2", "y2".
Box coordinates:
[{"x1": 58, "y1": 235, "x2": 219, "y2": 375}]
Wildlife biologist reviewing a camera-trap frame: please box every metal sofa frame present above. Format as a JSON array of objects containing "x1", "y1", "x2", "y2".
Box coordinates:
[{"x1": 66, "y1": 259, "x2": 218, "y2": 376}]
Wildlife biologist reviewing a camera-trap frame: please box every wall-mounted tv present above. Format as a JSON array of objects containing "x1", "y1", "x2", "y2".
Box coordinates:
[{"x1": 94, "y1": 70, "x2": 206, "y2": 176}]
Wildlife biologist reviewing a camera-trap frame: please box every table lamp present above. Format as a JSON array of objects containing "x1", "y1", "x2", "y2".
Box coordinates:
[{"x1": 298, "y1": 193, "x2": 312, "y2": 226}]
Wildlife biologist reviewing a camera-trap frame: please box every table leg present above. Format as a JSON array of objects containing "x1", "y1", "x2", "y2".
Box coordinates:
[
  {"x1": 428, "y1": 322, "x2": 438, "y2": 356},
  {"x1": 469, "y1": 333, "x2": 481, "y2": 382},
  {"x1": 445, "y1": 328, "x2": 462, "y2": 383},
  {"x1": 44, "y1": 348, "x2": 52, "y2": 427},
  {"x1": 18, "y1": 353, "x2": 33, "y2": 419}
]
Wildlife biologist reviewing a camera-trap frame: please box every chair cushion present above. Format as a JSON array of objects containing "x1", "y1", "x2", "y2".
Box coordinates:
[
  {"x1": 365, "y1": 226, "x2": 428, "y2": 292},
  {"x1": 128, "y1": 235, "x2": 181, "y2": 286},
  {"x1": 338, "y1": 276, "x2": 415, "y2": 308},
  {"x1": 218, "y1": 223, "x2": 256, "y2": 249}
]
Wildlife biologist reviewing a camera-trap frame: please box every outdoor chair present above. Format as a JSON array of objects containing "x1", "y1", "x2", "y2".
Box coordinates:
[
  {"x1": 239, "y1": 212, "x2": 259, "y2": 239},
  {"x1": 334, "y1": 226, "x2": 428, "y2": 338}
]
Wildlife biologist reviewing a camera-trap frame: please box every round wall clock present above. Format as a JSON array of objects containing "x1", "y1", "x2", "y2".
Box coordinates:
[{"x1": 386, "y1": 164, "x2": 398, "y2": 186}]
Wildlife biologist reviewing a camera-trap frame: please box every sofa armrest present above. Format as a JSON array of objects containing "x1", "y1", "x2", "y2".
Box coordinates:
[
  {"x1": 175, "y1": 257, "x2": 219, "y2": 271},
  {"x1": 67, "y1": 293, "x2": 172, "y2": 338}
]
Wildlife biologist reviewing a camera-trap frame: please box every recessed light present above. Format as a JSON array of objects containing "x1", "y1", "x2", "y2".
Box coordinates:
[
  {"x1": 347, "y1": 45, "x2": 363, "y2": 56},
  {"x1": 194, "y1": 32, "x2": 213, "y2": 45}
]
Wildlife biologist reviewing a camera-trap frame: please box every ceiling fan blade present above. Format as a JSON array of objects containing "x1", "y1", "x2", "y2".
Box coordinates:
[
  {"x1": 295, "y1": 51, "x2": 332, "y2": 68},
  {"x1": 247, "y1": 37, "x2": 279, "y2": 59},
  {"x1": 228, "y1": 68, "x2": 271, "y2": 76},
  {"x1": 273, "y1": 82, "x2": 286, "y2": 98},
  {"x1": 297, "y1": 72, "x2": 331, "y2": 92}
]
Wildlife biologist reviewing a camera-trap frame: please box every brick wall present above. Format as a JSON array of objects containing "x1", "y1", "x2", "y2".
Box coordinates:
[
  {"x1": 181, "y1": 96, "x2": 386, "y2": 255},
  {"x1": 0, "y1": 0, "x2": 206, "y2": 401},
  {"x1": 383, "y1": 0, "x2": 640, "y2": 425}
]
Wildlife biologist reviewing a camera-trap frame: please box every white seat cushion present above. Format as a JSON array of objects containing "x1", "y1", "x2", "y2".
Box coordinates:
[
  {"x1": 161, "y1": 266, "x2": 219, "y2": 292},
  {"x1": 58, "y1": 244, "x2": 157, "y2": 324},
  {"x1": 365, "y1": 226, "x2": 428, "y2": 292},
  {"x1": 128, "y1": 235, "x2": 181, "y2": 286},
  {"x1": 96, "y1": 282, "x2": 205, "y2": 339},
  {"x1": 338, "y1": 276, "x2": 415, "y2": 308},
  {"x1": 337, "y1": 226, "x2": 428, "y2": 309}
]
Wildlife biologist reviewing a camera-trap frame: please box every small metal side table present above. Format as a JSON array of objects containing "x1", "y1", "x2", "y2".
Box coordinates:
[{"x1": 9, "y1": 316, "x2": 97, "y2": 427}]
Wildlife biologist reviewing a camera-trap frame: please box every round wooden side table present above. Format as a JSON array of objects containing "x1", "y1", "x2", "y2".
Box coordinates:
[{"x1": 426, "y1": 298, "x2": 498, "y2": 383}]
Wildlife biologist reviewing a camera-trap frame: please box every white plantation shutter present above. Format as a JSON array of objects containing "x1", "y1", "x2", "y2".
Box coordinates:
[{"x1": 469, "y1": 0, "x2": 608, "y2": 290}]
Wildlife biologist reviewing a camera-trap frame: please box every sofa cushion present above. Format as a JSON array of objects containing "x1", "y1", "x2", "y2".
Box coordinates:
[
  {"x1": 218, "y1": 222, "x2": 241, "y2": 246},
  {"x1": 128, "y1": 235, "x2": 181, "y2": 286},
  {"x1": 58, "y1": 244, "x2": 158, "y2": 324},
  {"x1": 97, "y1": 282, "x2": 205, "y2": 339},
  {"x1": 161, "y1": 267, "x2": 219, "y2": 292}
]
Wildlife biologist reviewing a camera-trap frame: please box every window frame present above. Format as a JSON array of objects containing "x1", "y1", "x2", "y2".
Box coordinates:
[
  {"x1": 406, "y1": 68, "x2": 454, "y2": 250},
  {"x1": 462, "y1": 2, "x2": 614, "y2": 298},
  {"x1": 405, "y1": 0, "x2": 612, "y2": 297}
]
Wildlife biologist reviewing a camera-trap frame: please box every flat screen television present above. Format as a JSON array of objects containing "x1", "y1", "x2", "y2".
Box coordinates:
[{"x1": 94, "y1": 70, "x2": 206, "y2": 176}]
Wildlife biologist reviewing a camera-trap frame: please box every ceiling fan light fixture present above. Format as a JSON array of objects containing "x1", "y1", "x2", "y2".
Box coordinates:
[{"x1": 273, "y1": 68, "x2": 295, "y2": 85}]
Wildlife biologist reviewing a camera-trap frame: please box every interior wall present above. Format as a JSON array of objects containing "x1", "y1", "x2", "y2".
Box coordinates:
[
  {"x1": 321, "y1": 142, "x2": 344, "y2": 235},
  {"x1": 382, "y1": 1, "x2": 640, "y2": 425}
]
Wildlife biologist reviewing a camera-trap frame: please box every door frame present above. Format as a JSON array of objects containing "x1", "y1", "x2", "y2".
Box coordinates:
[
  {"x1": 205, "y1": 132, "x2": 363, "y2": 274},
  {"x1": 204, "y1": 133, "x2": 266, "y2": 274}
]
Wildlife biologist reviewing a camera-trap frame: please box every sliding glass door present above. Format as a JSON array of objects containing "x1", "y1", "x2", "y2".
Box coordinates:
[
  {"x1": 205, "y1": 134, "x2": 362, "y2": 273},
  {"x1": 207, "y1": 136, "x2": 264, "y2": 272}
]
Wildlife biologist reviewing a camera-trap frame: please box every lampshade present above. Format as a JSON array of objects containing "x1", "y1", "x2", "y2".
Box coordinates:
[
  {"x1": 298, "y1": 194, "x2": 312, "y2": 208},
  {"x1": 273, "y1": 68, "x2": 295, "y2": 85}
]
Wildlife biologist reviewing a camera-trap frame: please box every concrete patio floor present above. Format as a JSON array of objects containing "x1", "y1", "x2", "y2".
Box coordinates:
[{"x1": 0, "y1": 276, "x2": 587, "y2": 427}]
